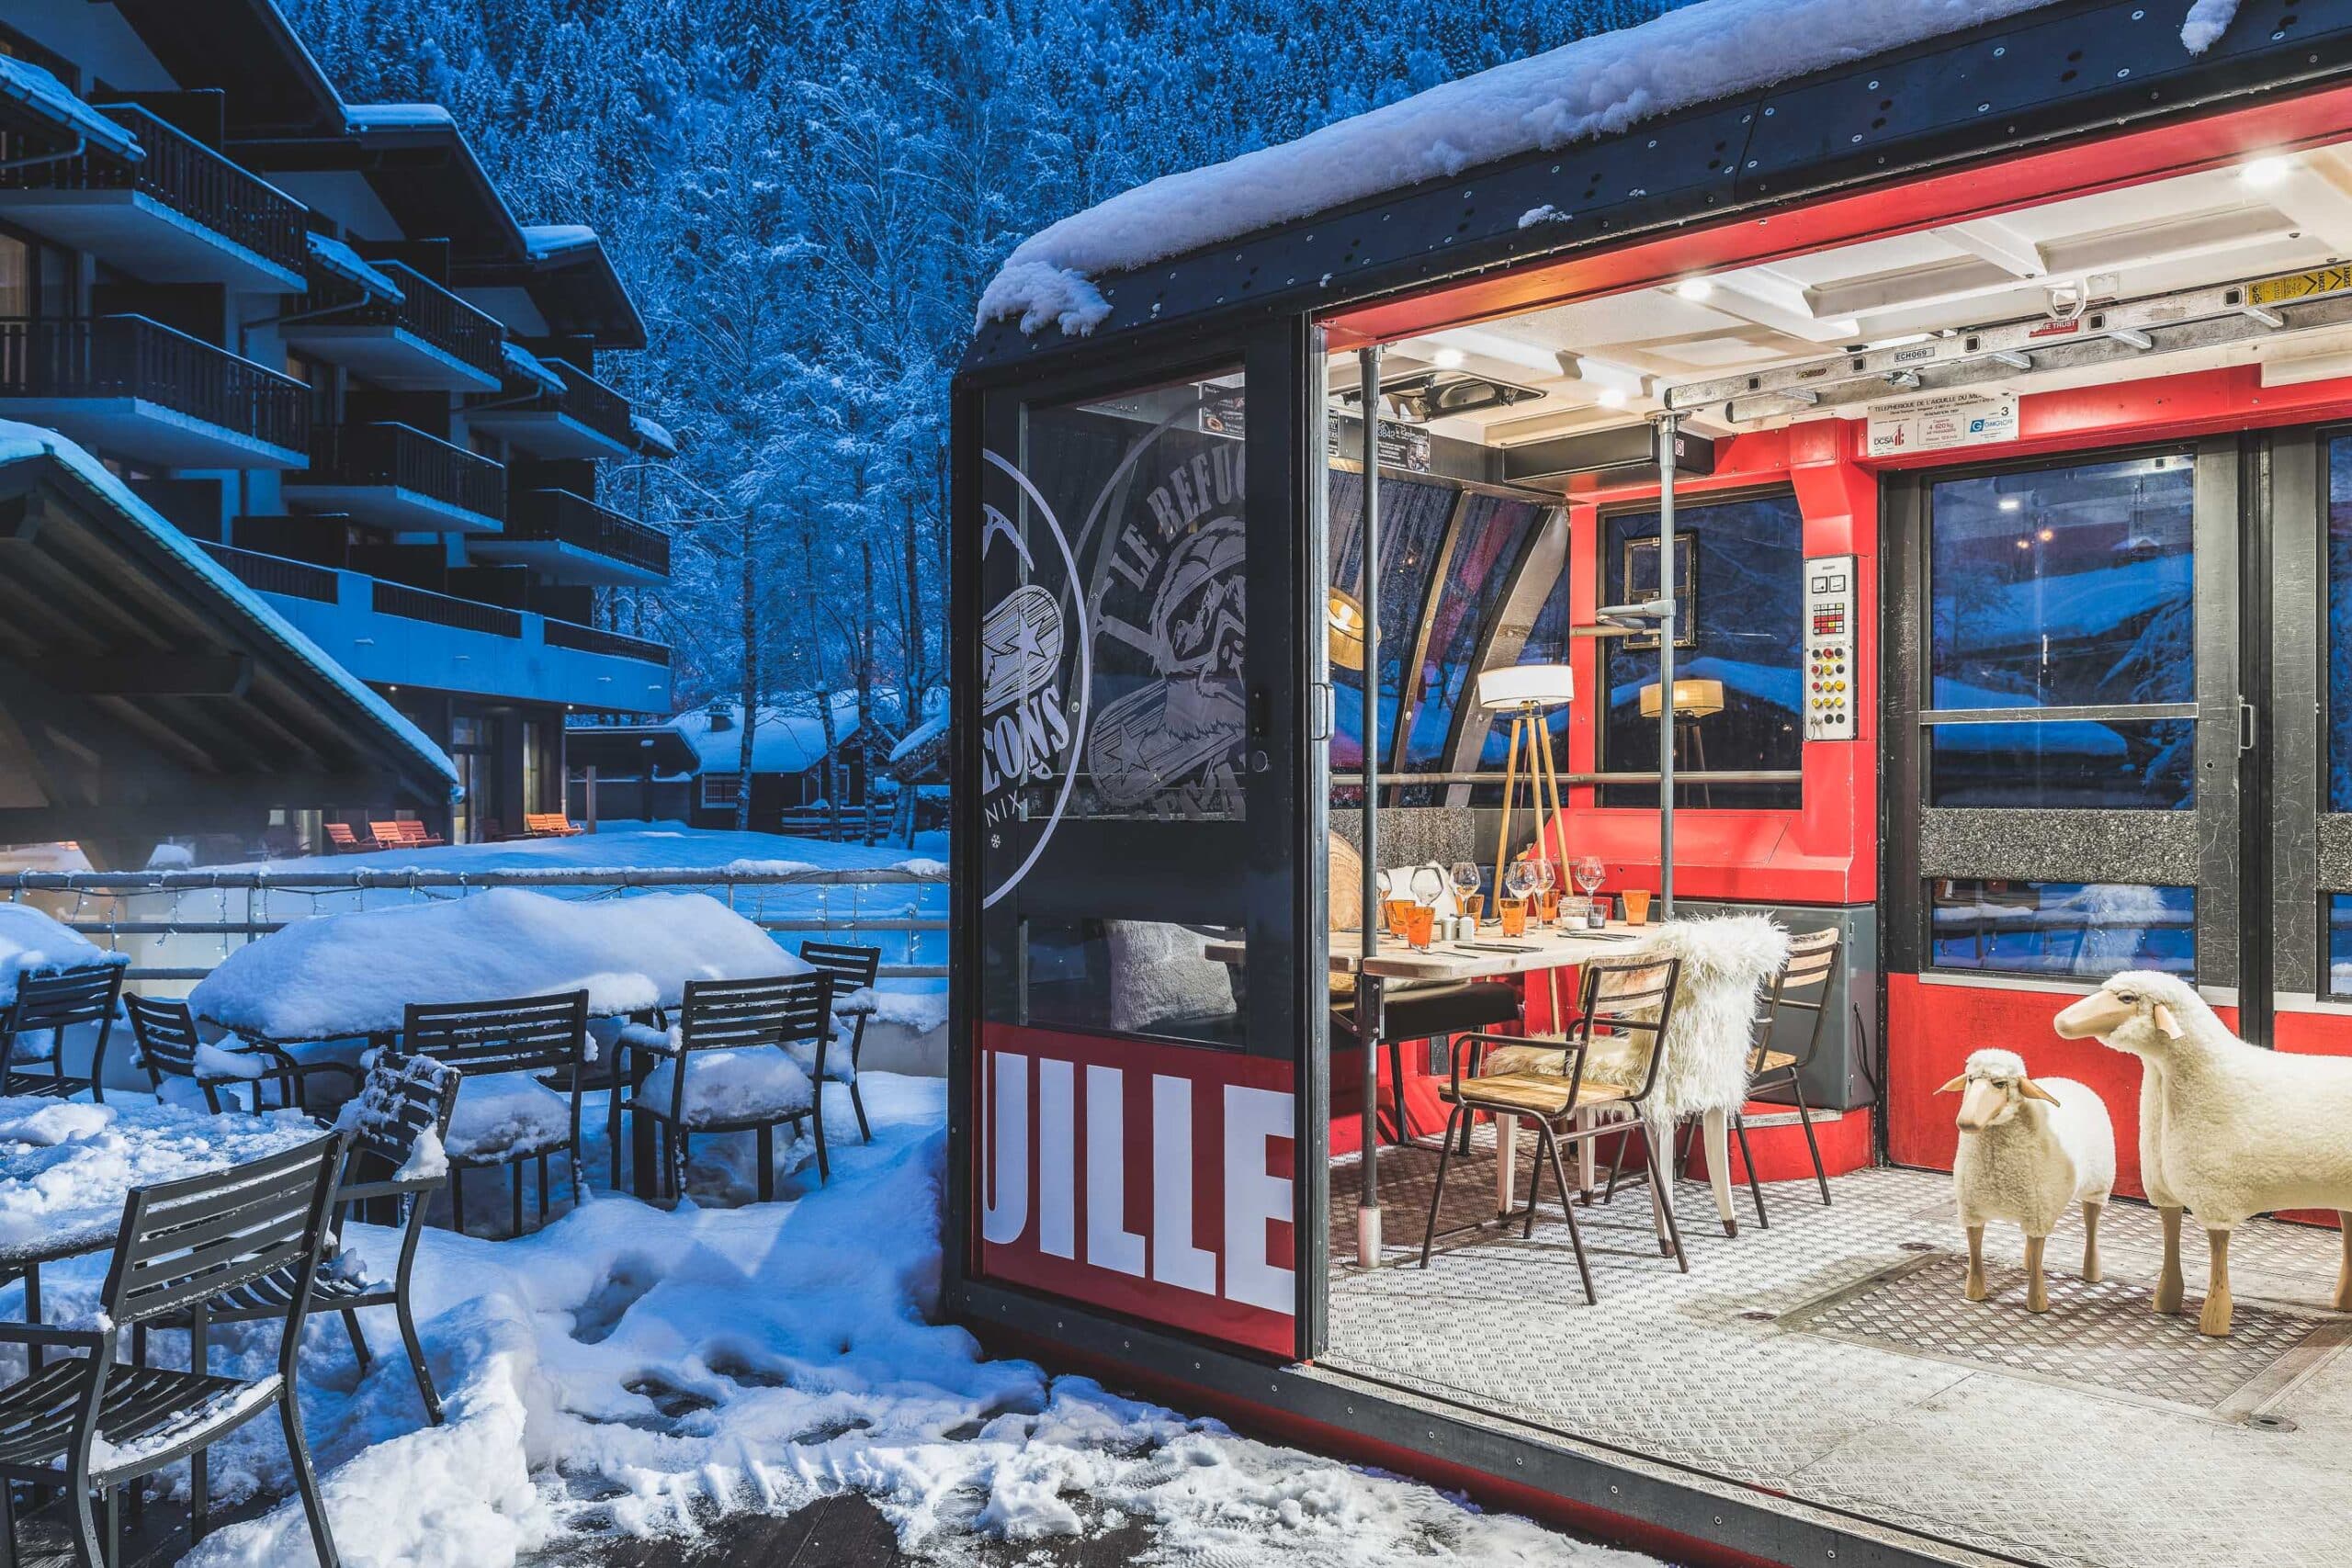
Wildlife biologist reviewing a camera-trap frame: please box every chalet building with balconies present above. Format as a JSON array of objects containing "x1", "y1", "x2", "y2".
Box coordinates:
[{"x1": 0, "y1": 0, "x2": 672, "y2": 860}]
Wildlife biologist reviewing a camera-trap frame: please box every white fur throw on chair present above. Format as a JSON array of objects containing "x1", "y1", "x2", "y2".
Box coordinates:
[{"x1": 1485, "y1": 914, "x2": 1791, "y2": 1131}]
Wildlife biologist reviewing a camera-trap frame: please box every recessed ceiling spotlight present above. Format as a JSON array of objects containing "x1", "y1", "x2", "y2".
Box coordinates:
[
  {"x1": 1673, "y1": 277, "x2": 1715, "y2": 303},
  {"x1": 1997, "y1": 497, "x2": 2022, "y2": 513},
  {"x1": 1429, "y1": 345, "x2": 1466, "y2": 369},
  {"x1": 2242, "y1": 155, "x2": 2292, "y2": 188},
  {"x1": 1597, "y1": 387, "x2": 1630, "y2": 410}
]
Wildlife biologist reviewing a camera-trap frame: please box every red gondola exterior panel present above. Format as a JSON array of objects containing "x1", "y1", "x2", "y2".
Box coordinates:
[{"x1": 975, "y1": 1023, "x2": 1297, "y2": 1358}]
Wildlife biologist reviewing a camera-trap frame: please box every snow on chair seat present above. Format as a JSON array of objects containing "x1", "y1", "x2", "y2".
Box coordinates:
[
  {"x1": 639, "y1": 1049, "x2": 814, "y2": 1126},
  {"x1": 401, "y1": 989, "x2": 591, "y2": 1238},
  {"x1": 614, "y1": 972, "x2": 835, "y2": 1201},
  {"x1": 444, "y1": 1071, "x2": 576, "y2": 1160}
]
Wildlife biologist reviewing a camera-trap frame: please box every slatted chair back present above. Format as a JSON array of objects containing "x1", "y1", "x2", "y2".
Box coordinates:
[
  {"x1": 99, "y1": 1134, "x2": 343, "y2": 1381},
  {"x1": 401, "y1": 990, "x2": 590, "y2": 1079},
  {"x1": 1566, "y1": 954, "x2": 1682, "y2": 1107},
  {"x1": 344, "y1": 1053, "x2": 460, "y2": 1173},
  {"x1": 524, "y1": 813, "x2": 579, "y2": 838},
  {"x1": 797, "y1": 941, "x2": 880, "y2": 993},
  {"x1": 1751, "y1": 926, "x2": 1843, "y2": 1075},
  {"x1": 125, "y1": 993, "x2": 202, "y2": 1084},
  {"x1": 666, "y1": 975, "x2": 833, "y2": 1123},
  {"x1": 3, "y1": 964, "x2": 125, "y2": 1092},
  {"x1": 325, "y1": 821, "x2": 366, "y2": 851}
]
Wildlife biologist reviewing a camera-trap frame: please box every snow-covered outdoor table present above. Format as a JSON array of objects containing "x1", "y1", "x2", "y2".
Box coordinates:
[{"x1": 0, "y1": 1096, "x2": 321, "y2": 1365}]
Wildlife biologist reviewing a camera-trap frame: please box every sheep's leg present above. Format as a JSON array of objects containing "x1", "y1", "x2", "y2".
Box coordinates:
[
  {"x1": 2335, "y1": 1213, "x2": 2351, "y2": 1313},
  {"x1": 2024, "y1": 1233, "x2": 2050, "y2": 1313},
  {"x1": 2199, "y1": 1226, "x2": 2233, "y2": 1338},
  {"x1": 2081, "y1": 1201, "x2": 2104, "y2": 1284},
  {"x1": 2154, "y1": 1205, "x2": 2186, "y2": 1315},
  {"x1": 1964, "y1": 1224, "x2": 1988, "y2": 1302}
]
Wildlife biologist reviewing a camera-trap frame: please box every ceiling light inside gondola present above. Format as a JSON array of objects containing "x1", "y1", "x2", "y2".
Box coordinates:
[
  {"x1": 2241, "y1": 155, "x2": 2292, "y2": 188},
  {"x1": 1429, "y1": 345, "x2": 1466, "y2": 368},
  {"x1": 1345, "y1": 370, "x2": 1544, "y2": 425},
  {"x1": 1597, "y1": 387, "x2": 1630, "y2": 410},
  {"x1": 1673, "y1": 277, "x2": 1715, "y2": 302}
]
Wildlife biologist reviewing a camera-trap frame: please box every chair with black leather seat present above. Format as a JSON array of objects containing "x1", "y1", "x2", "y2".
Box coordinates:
[{"x1": 1328, "y1": 833, "x2": 1521, "y2": 1145}]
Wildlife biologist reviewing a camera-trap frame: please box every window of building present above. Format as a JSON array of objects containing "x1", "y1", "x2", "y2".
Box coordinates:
[
  {"x1": 701, "y1": 772, "x2": 742, "y2": 809},
  {"x1": 1929, "y1": 878, "x2": 2195, "y2": 978},
  {"x1": 1599, "y1": 491, "x2": 1804, "y2": 809},
  {"x1": 1927, "y1": 453, "x2": 2194, "y2": 807},
  {"x1": 1327, "y1": 471, "x2": 1454, "y2": 778}
]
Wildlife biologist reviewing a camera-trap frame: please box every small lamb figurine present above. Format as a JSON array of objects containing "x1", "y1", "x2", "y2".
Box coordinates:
[{"x1": 1942, "y1": 1048, "x2": 2116, "y2": 1312}]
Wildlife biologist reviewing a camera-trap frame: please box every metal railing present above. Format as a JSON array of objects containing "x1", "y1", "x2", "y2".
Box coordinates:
[
  {"x1": 0, "y1": 104, "x2": 309, "y2": 278},
  {"x1": 4, "y1": 864, "x2": 949, "y2": 983},
  {"x1": 371, "y1": 578, "x2": 523, "y2": 638},
  {"x1": 305, "y1": 259, "x2": 505, "y2": 382},
  {"x1": 546, "y1": 359, "x2": 635, "y2": 447},
  {"x1": 310, "y1": 422, "x2": 505, "y2": 524},
  {"x1": 510, "y1": 489, "x2": 670, "y2": 577},
  {"x1": 199, "y1": 541, "x2": 338, "y2": 604},
  {"x1": 0, "y1": 315, "x2": 309, "y2": 453},
  {"x1": 543, "y1": 617, "x2": 670, "y2": 665}
]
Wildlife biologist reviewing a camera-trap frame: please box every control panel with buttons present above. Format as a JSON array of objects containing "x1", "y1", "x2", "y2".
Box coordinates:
[{"x1": 1804, "y1": 554, "x2": 1858, "y2": 741}]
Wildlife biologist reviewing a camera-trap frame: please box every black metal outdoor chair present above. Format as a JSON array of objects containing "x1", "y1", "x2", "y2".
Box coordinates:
[
  {"x1": 797, "y1": 940, "x2": 882, "y2": 1144},
  {"x1": 1419, "y1": 954, "x2": 1687, "y2": 1303},
  {"x1": 614, "y1": 974, "x2": 836, "y2": 1201},
  {"x1": 125, "y1": 994, "x2": 361, "y2": 1117},
  {"x1": 401, "y1": 990, "x2": 590, "y2": 1237},
  {"x1": 0, "y1": 964, "x2": 126, "y2": 1102},
  {"x1": 158, "y1": 1054, "x2": 460, "y2": 1438},
  {"x1": 0, "y1": 1134, "x2": 345, "y2": 1566},
  {"x1": 1727, "y1": 925, "x2": 1843, "y2": 1227}
]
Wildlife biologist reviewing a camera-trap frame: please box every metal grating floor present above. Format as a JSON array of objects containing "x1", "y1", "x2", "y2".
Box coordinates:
[{"x1": 1325, "y1": 1145, "x2": 2352, "y2": 1568}]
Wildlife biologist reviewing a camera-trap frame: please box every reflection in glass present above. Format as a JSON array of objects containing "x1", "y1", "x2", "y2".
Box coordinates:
[
  {"x1": 1929, "y1": 454, "x2": 2193, "y2": 711},
  {"x1": 1023, "y1": 917, "x2": 1247, "y2": 1044},
  {"x1": 1400, "y1": 493, "x2": 1546, "y2": 773},
  {"x1": 2326, "y1": 437, "x2": 2352, "y2": 809},
  {"x1": 1600, "y1": 493, "x2": 1804, "y2": 809},
  {"x1": 1328, "y1": 471, "x2": 1453, "y2": 773},
  {"x1": 1928, "y1": 879, "x2": 2194, "y2": 977},
  {"x1": 1928, "y1": 718, "x2": 2194, "y2": 808},
  {"x1": 2327, "y1": 894, "x2": 2352, "y2": 997}
]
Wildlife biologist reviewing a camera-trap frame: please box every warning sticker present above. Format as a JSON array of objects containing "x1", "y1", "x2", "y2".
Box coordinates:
[
  {"x1": 2245, "y1": 265, "x2": 2352, "y2": 308},
  {"x1": 1866, "y1": 392, "x2": 2018, "y2": 457}
]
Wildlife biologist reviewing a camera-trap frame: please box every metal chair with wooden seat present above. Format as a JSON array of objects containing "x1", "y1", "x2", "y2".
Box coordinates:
[
  {"x1": 1, "y1": 964, "x2": 125, "y2": 1102},
  {"x1": 1418, "y1": 954, "x2": 1685, "y2": 1303},
  {"x1": 614, "y1": 973, "x2": 837, "y2": 1198},
  {"x1": 402, "y1": 990, "x2": 591, "y2": 1236},
  {"x1": 1725, "y1": 925, "x2": 1843, "y2": 1228}
]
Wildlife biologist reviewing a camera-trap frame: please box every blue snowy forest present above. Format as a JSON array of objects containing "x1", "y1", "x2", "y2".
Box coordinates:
[{"x1": 281, "y1": 0, "x2": 1674, "y2": 765}]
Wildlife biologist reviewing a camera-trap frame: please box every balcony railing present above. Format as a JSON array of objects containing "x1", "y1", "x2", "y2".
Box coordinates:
[
  {"x1": 542, "y1": 618, "x2": 671, "y2": 666},
  {"x1": 509, "y1": 489, "x2": 671, "y2": 577},
  {"x1": 543, "y1": 360, "x2": 635, "y2": 448},
  {"x1": 199, "y1": 542, "x2": 338, "y2": 604},
  {"x1": 372, "y1": 579, "x2": 523, "y2": 638},
  {"x1": 0, "y1": 104, "x2": 308, "y2": 279},
  {"x1": 0, "y1": 315, "x2": 309, "y2": 453},
  {"x1": 305, "y1": 259, "x2": 505, "y2": 382},
  {"x1": 310, "y1": 423, "x2": 505, "y2": 524}
]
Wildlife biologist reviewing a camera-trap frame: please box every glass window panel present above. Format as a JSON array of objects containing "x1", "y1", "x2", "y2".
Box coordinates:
[
  {"x1": 1401, "y1": 493, "x2": 1547, "y2": 772},
  {"x1": 1021, "y1": 918, "x2": 1246, "y2": 1044},
  {"x1": 1600, "y1": 492, "x2": 1804, "y2": 810},
  {"x1": 2326, "y1": 436, "x2": 2352, "y2": 809},
  {"x1": 1928, "y1": 718, "x2": 2194, "y2": 807},
  {"x1": 1326, "y1": 471, "x2": 1454, "y2": 772},
  {"x1": 1928, "y1": 454, "x2": 2193, "y2": 711},
  {"x1": 1928, "y1": 878, "x2": 2194, "y2": 977},
  {"x1": 1464, "y1": 560, "x2": 1574, "y2": 807},
  {"x1": 2328, "y1": 894, "x2": 2352, "y2": 997}
]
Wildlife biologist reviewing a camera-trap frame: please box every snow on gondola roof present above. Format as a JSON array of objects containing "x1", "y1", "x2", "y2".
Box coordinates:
[{"x1": 978, "y1": 0, "x2": 2245, "y2": 339}]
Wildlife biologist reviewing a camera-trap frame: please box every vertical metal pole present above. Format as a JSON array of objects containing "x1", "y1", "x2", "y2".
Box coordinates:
[
  {"x1": 1656, "y1": 412, "x2": 1679, "y2": 919},
  {"x1": 1357, "y1": 344, "x2": 1384, "y2": 1266}
]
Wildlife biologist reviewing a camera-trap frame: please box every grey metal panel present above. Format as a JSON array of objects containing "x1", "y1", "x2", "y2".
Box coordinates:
[
  {"x1": 1883, "y1": 475, "x2": 1928, "y2": 977},
  {"x1": 2274, "y1": 435, "x2": 2324, "y2": 995},
  {"x1": 2192, "y1": 437, "x2": 2243, "y2": 990},
  {"x1": 2316, "y1": 816, "x2": 2352, "y2": 894},
  {"x1": 1917, "y1": 809, "x2": 2199, "y2": 885},
  {"x1": 1674, "y1": 898, "x2": 1878, "y2": 1113}
]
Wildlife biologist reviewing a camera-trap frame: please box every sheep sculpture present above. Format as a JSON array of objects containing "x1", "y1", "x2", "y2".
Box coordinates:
[
  {"x1": 1942, "y1": 1048, "x2": 2114, "y2": 1312},
  {"x1": 2054, "y1": 971, "x2": 2352, "y2": 1337}
]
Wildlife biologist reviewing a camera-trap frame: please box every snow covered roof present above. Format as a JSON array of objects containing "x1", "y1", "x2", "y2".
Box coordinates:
[
  {"x1": 0, "y1": 421, "x2": 458, "y2": 798},
  {"x1": 978, "y1": 0, "x2": 2242, "y2": 337},
  {"x1": 500, "y1": 339, "x2": 567, "y2": 395},
  {"x1": 188, "y1": 887, "x2": 803, "y2": 1042},
  {"x1": 522, "y1": 223, "x2": 600, "y2": 260},
  {"x1": 887, "y1": 711, "x2": 947, "y2": 766},
  {"x1": 0, "y1": 56, "x2": 141, "y2": 164},
  {"x1": 674, "y1": 697, "x2": 863, "y2": 778},
  {"x1": 343, "y1": 102, "x2": 456, "y2": 130},
  {"x1": 630, "y1": 412, "x2": 678, "y2": 459},
  {"x1": 0, "y1": 903, "x2": 126, "y2": 1010},
  {"x1": 304, "y1": 231, "x2": 404, "y2": 303}
]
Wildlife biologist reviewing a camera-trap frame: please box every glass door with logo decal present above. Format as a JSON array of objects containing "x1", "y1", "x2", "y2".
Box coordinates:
[{"x1": 961, "y1": 338, "x2": 1310, "y2": 1358}]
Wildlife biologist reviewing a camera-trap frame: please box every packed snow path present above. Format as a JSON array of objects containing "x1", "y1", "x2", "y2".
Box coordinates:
[{"x1": 3, "y1": 1077, "x2": 1647, "y2": 1566}]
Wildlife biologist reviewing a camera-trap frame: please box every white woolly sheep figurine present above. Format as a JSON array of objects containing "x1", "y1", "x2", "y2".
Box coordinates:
[
  {"x1": 2056, "y1": 971, "x2": 2352, "y2": 1337},
  {"x1": 1942, "y1": 1047, "x2": 2115, "y2": 1313}
]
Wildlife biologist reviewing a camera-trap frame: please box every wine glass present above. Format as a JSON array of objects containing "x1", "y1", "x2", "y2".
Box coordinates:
[
  {"x1": 1531, "y1": 856, "x2": 1557, "y2": 924},
  {"x1": 1503, "y1": 860, "x2": 1536, "y2": 901},
  {"x1": 1451, "y1": 860, "x2": 1483, "y2": 922},
  {"x1": 1572, "y1": 855, "x2": 1606, "y2": 926},
  {"x1": 1410, "y1": 864, "x2": 1447, "y2": 908}
]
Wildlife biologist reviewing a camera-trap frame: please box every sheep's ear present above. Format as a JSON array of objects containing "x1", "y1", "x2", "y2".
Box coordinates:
[
  {"x1": 1936, "y1": 1075, "x2": 1968, "y2": 1094},
  {"x1": 2017, "y1": 1077, "x2": 2061, "y2": 1104},
  {"x1": 2152, "y1": 1003, "x2": 2183, "y2": 1039}
]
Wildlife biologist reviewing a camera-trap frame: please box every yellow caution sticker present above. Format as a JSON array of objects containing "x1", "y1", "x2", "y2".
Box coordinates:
[{"x1": 2246, "y1": 265, "x2": 2352, "y2": 307}]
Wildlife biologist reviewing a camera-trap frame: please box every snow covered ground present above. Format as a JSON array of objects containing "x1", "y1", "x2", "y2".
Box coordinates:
[{"x1": 2, "y1": 1077, "x2": 1639, "y2": 1567}]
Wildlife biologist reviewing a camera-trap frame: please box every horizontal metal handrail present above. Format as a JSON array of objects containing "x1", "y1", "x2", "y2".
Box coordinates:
[
  {"x1": 0, "y1": 104, "x2": 308, "y2": 276},
  {"x1": 311, "y1": 422, "x2": 505, "y2": 522},
  {"x1": 0, "y1": 314, "x2": 308, "y2": 451},
  {"x1": 546, "y1": 358, "x2": 634, "y2": 446},
  {"x1": 542, "y1": 616, "x2": 671, "y2": 665},
  {"x1": 1330, "y1": 769, "x2": 1806, "y2": 785},
  {"x1": 5, "y1": 866, "x2": 943, "y2": 892},
  {"x1": 199, "y1": 541, "x2": 339, "y2": 603},
  {"x1": 510, "y1": 489, "x2": 670, "y2": 575},
  {"x1": 371, "y1": 578, "x2": 522, "y2": 637},
  {"x1": 305, "y1": 259, "x2": 504, "y2": 380}
]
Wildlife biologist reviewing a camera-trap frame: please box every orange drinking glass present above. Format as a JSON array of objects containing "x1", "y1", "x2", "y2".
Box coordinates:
[
  {"x1": 1458, "y1": 893, "x2": 1483, "y2": 923},
  {"x1": 1404, "y1": 903, "x2": 1436, "y2": 949},
  {"x1": 1535, "y1": 888, "x2": 1560, "y2": 925},
  {"x1": 1384, "y1": 897, "x2": 1416, "y2": 936},
  {"x1": 1623, "y1": 889, "x2": 1653, "y2": 926},
  {"x1": 1498, "y1": 897, "x2": 1527, "y2": 937}
]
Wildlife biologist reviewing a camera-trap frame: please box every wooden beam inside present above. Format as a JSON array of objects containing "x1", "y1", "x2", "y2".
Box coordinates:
[{"x1": 34, "y1": 654, "x2": 254, "y2": 697}]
